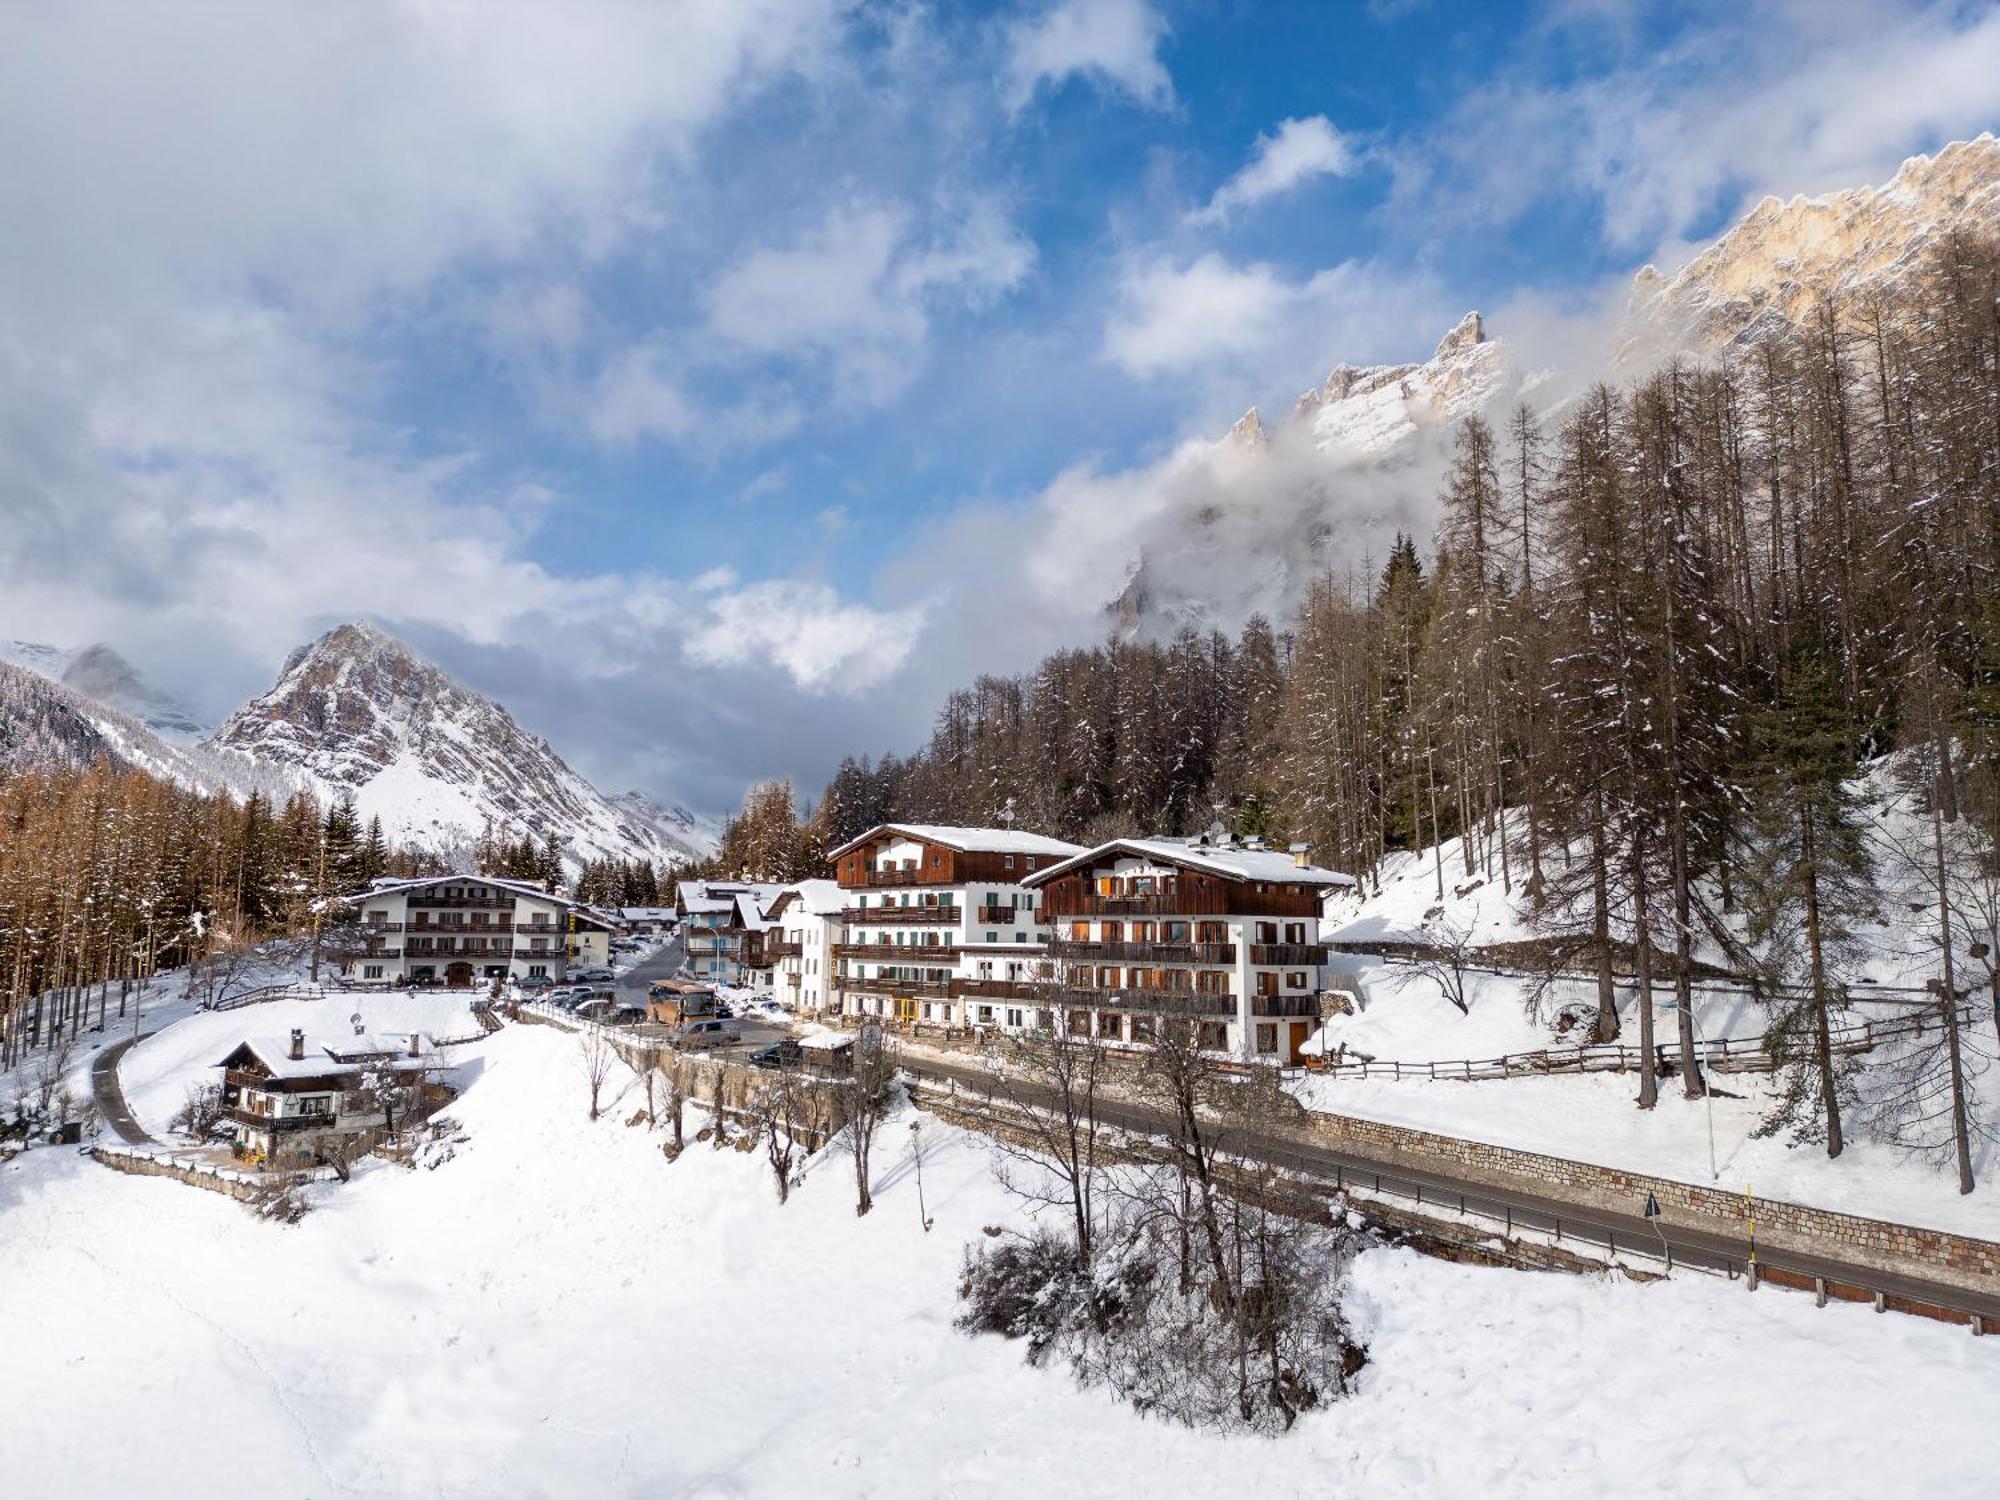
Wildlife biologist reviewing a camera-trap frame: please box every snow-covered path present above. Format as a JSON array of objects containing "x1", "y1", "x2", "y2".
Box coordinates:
[{"x1": 4, "y1": 1024, "x2": 1998, "y2": 1498}]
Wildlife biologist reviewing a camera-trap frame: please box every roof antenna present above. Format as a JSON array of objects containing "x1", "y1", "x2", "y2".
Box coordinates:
[
  {"x1": 1201, "y1": 801, "x2": 1229, "y2": 848},
  {"x1": 997, "y1": 798, "x2": 1016, "y2": 831}
]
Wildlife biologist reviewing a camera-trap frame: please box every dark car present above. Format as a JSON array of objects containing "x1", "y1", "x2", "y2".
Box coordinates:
[{"x1": 748, "y1": 1040, "x2": 803, "y2": 1071}]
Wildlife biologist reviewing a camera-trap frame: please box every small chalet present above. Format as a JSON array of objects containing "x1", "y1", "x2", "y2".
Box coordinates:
[{"x1": 216, "y1": 1028, "x2": 434, "y2": 1169}]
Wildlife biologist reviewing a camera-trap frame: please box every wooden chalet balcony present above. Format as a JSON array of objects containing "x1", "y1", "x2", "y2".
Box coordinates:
[
  {"x1": 405, "y1": 895, "x2": 516, "y2": 910},
  {"x1": 408, "y1": 920, "x2": 515, "y2": 935},
  {"x1": 838, "y1": 941, "x2": 958, "y2": 962},
  {"x1": 355, "y1": 921, "x2": 404, "y2": 934},
  {"x1": 228, "y1": 1107, "x2": 335, "y2": 1133},
  {"x1": 954, "y1": 978, "x2": 1044, "y2": 1000},
  {"x1": 842, "y1": 975, "x2": 955, "y2": 1000},
  {"x1": 764, "y1": 940, "x2": 803, "y2": 959},
  {"x1": 513, "y1": 947, "x2": 563, "y2": 960},
  {"x1": 1056, "y1": 986, "x2": 1237, "y2": 1016},
  {"x1": 973, "y1": 907, "x2": 1029, "y2": 926},
  {"x1": 1052, "y1": 940, "x2": 1236, "y2": 965},
  {"x1": 406, "y1": 939, "x2": 513, "y2": 956},
  {"x1": 1041, "y1": 886, "x2": 1321, "y2": 920},
  {"x1": 1248, "y1": 943, "x2": 1328, "y2": 967},
  {"x1": 1248, "y1": 993, "x2": 1323, "y2": 1018},
  {"x1": 841, "y1": 904, "x2": 960, "y2": 925},
  {"x1": 845, "y1": 869, "x2": 952, "y2": 889},
  {"x1": 358, "y1": 946, "x2": 403, "y2": 959}
]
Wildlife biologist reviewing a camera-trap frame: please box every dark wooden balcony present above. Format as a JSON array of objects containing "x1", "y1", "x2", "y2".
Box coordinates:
[
  {"x1": 764, "y1": 940, "x2": 803, "y2": 960},
  {"x1": 358, "y1": 946, "x2": 403, "y2": 959},
  {"x1": 954, "y1": 978, "x2": 1044, "y2": 1000},
  {"x1": 408, "y1": 920, "x2": 515, "y2": 935},
  {"x1": 841, "y1": 976, "x2": 955, "y2": 1000},
  {"x1": 841, "y1": 904, "x2": 960, "y2": 925},
  {"x1": 1247, "y1": 993, "x2": 1323, "y2": 1018},
  {"x1": 843, "y1": 869, "x2": 951, "y2": 889},
  {"x1": 1056, "y1": 987, "x2": 1237, "y2": 1016},
  {"x1": 1248, "y1": 943, "x2": 1328, "y2": 967},
  {"x1": 837, "y1": 942, "x2": 955, "y2": 962},
  {"x1": 228, "y1": 1107, "x2": 335, "y2": 1133},
  {"x1": 513, "y1": 947, "x2": 564, "y2": 960},
  {"x1": 973, "y1": 907, "x2": 1031, "y2": 926},
  {"x1": 405, "y1": 895, "x2": 516, "y2": 909},
  {"x1": 1052, "y1": 940, "x2": 1236, "y2": 965},
  {"x1": 1041, "y1": 885, "x2": 1321, "y2": 920},
  {"x1": 355, "y1": 921, "x2": 404, "y2": 934}
]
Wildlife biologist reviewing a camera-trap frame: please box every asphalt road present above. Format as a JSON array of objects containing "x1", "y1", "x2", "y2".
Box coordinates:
[
  {"x1": 90, "y1": 1034, "x2": 157, "y2": 1146},
  {"x1": 902, "y1": 1050, "x2": 2000, "y2": 1325},
  {"x1": 615, "y1": 932, "x2": 687, "y2": 1001}
]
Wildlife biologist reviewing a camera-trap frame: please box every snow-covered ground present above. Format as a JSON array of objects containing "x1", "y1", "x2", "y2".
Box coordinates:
[
  {"x1": 1302, "y1": 757, "x2": 2000, "y2": 1239},
  {"x1": 3, "y1": 1021, "x2": 1997, "y2": 1499}
]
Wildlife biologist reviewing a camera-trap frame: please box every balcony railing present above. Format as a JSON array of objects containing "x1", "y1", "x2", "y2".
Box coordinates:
[
  {"x1": 840, "y1": 904, "x2": 960, "y2": 925},
  {"x1": 357, "y1": 947, "x2": 403, "y2": 959},
  {"x1": 954, "y1": 978, "x2": 1045, "y2": 1000},
  {"x1": 405, "y1": 941, "x2": 511, "y2": 956},
  {"x1": 1051, "y1": 940, "x2": 1236, "y2": 965},
  {"x1": 1042, "y1": 888, "x2": 1322, "y2": 920},
  {"x1": 405, "y1": 895, "x2": 517, "y2": 909},
  {"x1": 973, "y1": 907, "x2": 1030, "y2": 927},
  {"x1": 1248, "y1": 943, "x2": 1329, "y2": 967},
  {"x1": 354, "y1": 921, "x2": 404, "y2": 934},
  {"x1": 228, "y1": 1107, "x2": 336, "y2": 1133},
  {"x1": 846, "y1": 870, "x2": 951, "y2": 889},
  {"x1": 1055, "y1": 986, "x2": 1237, "y2": 1016},
  {"x1": 513, "y1": 948, "x2": 563, "y2": 960},
  {"x1": 764, "y1": 940, "x2": 803, "y2": 960},
  {"x1": 1248, "y1": 992, "x2": 1324, "y2": 1018},
  {"x1": 841, "y1": 976, "x2": 955, "y2": 1000},
  {"x1": 837, "y1": 941, "x2": 956, "y2": 962},
  {"x1": 408, "y1": 920, "x2": 515, "y2": 935}
]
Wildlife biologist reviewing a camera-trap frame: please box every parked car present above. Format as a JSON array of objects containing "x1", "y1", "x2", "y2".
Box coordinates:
[
  {"x1": 671, "y1": 1018, "x2": 739, "y2": 1050},
  {"x1": 712, "y1": 1000, "x2": 735, "y2": 1019},
  {"x1": 514, "y1": 975, "x2": 555, "y2": 993},
  {"x1": 747, "y1": 1039, "x2": 802, "y2": 1070},
  {"x1": 744, "y1": 999, "x2": 787, "y2": 1020},
  {"x1": 575, "y1": 967, "x2": 615, "y2": 983}
]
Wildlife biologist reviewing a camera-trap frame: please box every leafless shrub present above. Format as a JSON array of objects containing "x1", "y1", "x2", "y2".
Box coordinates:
[{"x1": 171, "y1": 1082, "x2": 226, "y2": 1139}]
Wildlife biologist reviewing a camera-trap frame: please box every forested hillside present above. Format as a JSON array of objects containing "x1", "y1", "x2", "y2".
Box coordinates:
[{"x1": 0, "y1": 761, "x2": 446, "y2": 1072}]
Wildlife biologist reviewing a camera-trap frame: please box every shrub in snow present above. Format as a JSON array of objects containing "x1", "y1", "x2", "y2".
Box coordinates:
[{"x1": 958, "y1": 1210, "x2": 1367, "y2": 1436}]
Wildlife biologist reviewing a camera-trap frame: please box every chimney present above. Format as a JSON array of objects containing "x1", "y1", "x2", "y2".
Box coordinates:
[
  {"x1": 407, "y1": 1031, "x2": 421, "y2": 1058},
  {"x1": 289, "y1": 1029, "x2": 305, "y2": 1061},
  {"x1": 1290, "y1": 842, "x2": 1311, "y2": 869}
]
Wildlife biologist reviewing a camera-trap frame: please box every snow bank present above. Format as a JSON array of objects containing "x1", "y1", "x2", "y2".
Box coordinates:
[{"x1": 3, "y1": 1023, "x2": 1997, "y2": 1498}]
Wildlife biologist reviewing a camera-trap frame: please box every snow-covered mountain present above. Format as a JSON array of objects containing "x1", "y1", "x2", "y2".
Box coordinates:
[
  {"x1": 1107, "y1": 135, "x2": 2000, "y2": 639},
  {"x1": 204, "y1": 622, "x2": 715, "y2": 871},
  {"x1": 0, "y1": 658, "x2": 295, "y2": 799},
  {"x1": 0, "y1": 640, "x2": 211, "y2": 741}
]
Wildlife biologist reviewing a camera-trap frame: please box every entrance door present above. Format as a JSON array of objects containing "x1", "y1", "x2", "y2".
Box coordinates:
[{"x1": 446, "y1": 961, "x2": 474, "y2": 988}]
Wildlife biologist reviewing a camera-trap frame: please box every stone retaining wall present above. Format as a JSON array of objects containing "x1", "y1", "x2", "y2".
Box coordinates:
[
  {"x1": 1294, "y1": 1109, "x2": 2000, "y2": 1296},
  {"x1": 90, "y1": 1146, "x2": 268, "y2": 1201}
]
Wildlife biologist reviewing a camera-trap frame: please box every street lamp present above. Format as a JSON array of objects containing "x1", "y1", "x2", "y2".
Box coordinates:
[{"x1": 1663, "y1": 996, "x2": 1718, "y2": 1181}]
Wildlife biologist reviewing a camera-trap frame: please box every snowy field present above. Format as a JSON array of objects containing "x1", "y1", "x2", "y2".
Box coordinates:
[{"x1": 4, "y1": 1021, "x2": 1997, "y2": 1499}]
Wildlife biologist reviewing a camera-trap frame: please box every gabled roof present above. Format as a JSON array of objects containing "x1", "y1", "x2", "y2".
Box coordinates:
[
  {"x1": 341, "y1": 873, "x2": 573, "y2": 906},
  {"x1": 763, "y1": 878, "x2": 844, "y2": 921},
  {"x1": 1021, "y1": 838, "x2": 1355, "y2": 889},
  {"x1": 827, "y1": 823, "x2": 1087, "y2": 861},
  {"x1": 216, "y1": 1036, "x2": 356, "y2": 1081}
]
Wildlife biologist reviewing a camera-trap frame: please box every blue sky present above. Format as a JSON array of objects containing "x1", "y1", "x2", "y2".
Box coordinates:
[{"x1": 1, "y1": 0, "x2": 1996, "y2": 813}]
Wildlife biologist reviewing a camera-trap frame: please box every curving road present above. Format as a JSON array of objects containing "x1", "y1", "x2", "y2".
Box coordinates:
[{"x1": 90, "y1": 1034, "x2": 157, "y2": 1146}]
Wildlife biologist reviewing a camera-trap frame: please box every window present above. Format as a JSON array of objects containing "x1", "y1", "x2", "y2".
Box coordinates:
[
  {"x1": 976, "y1": 1005, "x2": 995, "y2": 1023},
  {"x1": 363, "y1": 965, "x2": 383, "y2": 980},
  {"x1": 986, "y1": 932, "x2": 999, "y2": 944},
  {"x1": 1006, "y1": 1008, "x2": 1024, "y2": 1028},
  {"x1": 1284, "y1": 922, "x2": 1306, "y2": 944},
  {"x1": 1287, "y1": 971, "x2": 1308, "y2": 990},
  {"x1": 299, "y1": 1095, "x2": 332, "y2": 1118},
  {"x1": 530, "y1": 965, "x2": 547, "y2": 977},
  {"x1": 1255, "y1": 1024, "x2": 1277, "y2": 1054},
  {"x1": 1099, "y1": 1013, "x2": 1122, "y2": 1040},
  {"x1": 1003, "y1": 855, "x2": 1014, "y2": 870},
  {"x1": 1025, "y1": 857, "x2": 1036, "y2": 871}
]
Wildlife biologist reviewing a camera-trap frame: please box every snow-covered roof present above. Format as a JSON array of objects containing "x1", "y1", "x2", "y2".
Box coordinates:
[
  {"x1": 341, "y1": 873, "x2": 574, "y2": 906},
  {"x1": 619, "y1": 906, "x2": 677, "y2": 920},
  {"x1": 322, "y1": 1032, "x2": 432, "y2": 1064},
  {"x1": 763, "y1": 878, "x2": 845, "y2": 921},
  {"x1": 827, "y1": 823, "x2": 1087, "y2": 860},
  {"x1": 1022, "y1": 838, "x2": 1355, "y2": 889},
  {"x1": 679, "y1": 880, "x2": 787, "y2": 923},
  {"x1": 798, "y1": 1031, "x2": 854, "y2": 1051},
  {"x1": 217, "y1": 1036, "x2": 356, "y2": 1081}
]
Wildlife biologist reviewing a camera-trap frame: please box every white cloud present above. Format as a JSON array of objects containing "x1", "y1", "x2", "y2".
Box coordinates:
[
  {"x1": 682, "y1": 581, "x2": 928, "y2": 692},
  {"x1": 1101, "y1": 252, "x2": 1448, "y2": 398},
  {"x1": 1394, "y1": 0, "x2": 2000, "y2": 257},
  {"x1": 1004, "y1": 0, "x2": 1173, "y2": 112},
  {"x1": 701, "y1": 200, "x2": 1034, "y2": 409},
  {"x1": 1187, "y1": 116, "x2": 1357, "y2": 225}
]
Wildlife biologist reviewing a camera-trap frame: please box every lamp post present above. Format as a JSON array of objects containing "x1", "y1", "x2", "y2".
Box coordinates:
[{"x1": 1664, "y1": 997, "x2": 1718, "y2": 1181}]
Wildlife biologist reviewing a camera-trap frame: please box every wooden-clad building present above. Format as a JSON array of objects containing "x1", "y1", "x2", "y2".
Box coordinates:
[
  {"x1": 829, "y1": 824, "x2": 1086, "y2": 1030},
  {"x1": 1023, "y1": 836, "x2": 1353, "y2": 1064}
]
